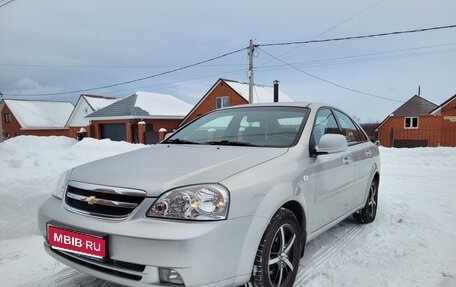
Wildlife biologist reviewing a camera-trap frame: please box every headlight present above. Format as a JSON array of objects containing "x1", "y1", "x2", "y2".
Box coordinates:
[
  {"x1": 52, "y1": 169, "x2": 72, "y2": 199},
  {"x1": 147, "y1": 184, "x2": 229, "y2": 221}
]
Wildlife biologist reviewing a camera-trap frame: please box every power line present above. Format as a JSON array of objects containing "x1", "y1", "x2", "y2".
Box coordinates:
[
  {"x1": 0, "y1": 0, "x2": 16, "y2": 8},
  {"x1": 257, "y1": 43, "x2": 456, "y2": 70},
  {"x1": 0, "y1": 62, "x2": 247, "y2": 68},
  {"x1": 257, "y1": 46, "x2": 404, "y2": 103},
  {"x1": 256, "y1": 0, "x2": 385, "y2": 68},
  {"x1": 311, "y1": 0, "x2": 385, "y2": 40},
  {"x1": 4, "y1": 24, "x2": 455, "y2": 98},
  {"x1": 3, "y1": 47, "x2": 247, "y2": 96},
  {"x1": 257, "y1": 24, "x2": 456, "y2": 48}
]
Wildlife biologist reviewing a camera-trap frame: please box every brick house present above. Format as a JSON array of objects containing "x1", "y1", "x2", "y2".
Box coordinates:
[
  {"x1": 86, "y1": 91, "x2": 192, "y2": 144},
  {"x1": 180, "y1": 78, "x2": 293, "y2": 126},
  {"x1": 65, "y1": 94, "x2": 120, "y2": 139},
  {"x1": 0, "y1": 99, "x2": 73, "y2": 140},
  {"x1": 376, "y1": 94, "x2": 456, "y2": 147}
]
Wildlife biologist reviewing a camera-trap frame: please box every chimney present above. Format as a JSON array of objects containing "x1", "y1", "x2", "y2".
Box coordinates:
[{"x1": 273, "y1": 80, "x2": 279, "y2": 102}]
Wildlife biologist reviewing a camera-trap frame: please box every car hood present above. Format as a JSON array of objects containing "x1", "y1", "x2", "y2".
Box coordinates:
[{"x1": 69, "y1": 144, "x2": 287, "y2": 196}]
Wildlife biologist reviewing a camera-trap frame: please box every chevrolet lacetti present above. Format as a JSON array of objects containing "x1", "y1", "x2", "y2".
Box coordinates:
[{"x1": 38, "y1": 102, "x2": 380, "y2": 287}]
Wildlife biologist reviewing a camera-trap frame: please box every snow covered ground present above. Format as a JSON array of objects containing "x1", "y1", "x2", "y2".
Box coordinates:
[{"x1": 0, "y1": 136, "x2": 455, "y2": 287}]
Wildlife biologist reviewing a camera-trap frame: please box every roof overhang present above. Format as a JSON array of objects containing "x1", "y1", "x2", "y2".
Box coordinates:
[{"x1": 86, "y1": 115, "x2": 185, "y2": 121}]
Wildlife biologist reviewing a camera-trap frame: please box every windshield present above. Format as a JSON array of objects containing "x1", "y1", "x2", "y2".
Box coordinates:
[{"x1": 164, "y1": 106, "x2": 310, "y2": 147}]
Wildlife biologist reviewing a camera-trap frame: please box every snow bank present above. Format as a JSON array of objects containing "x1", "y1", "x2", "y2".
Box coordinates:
[
  {"x1": 0, "y1": 136, "x2": 144, "y2": 240},
  {"x1": 0, "y1": 137, "x2": 455, "y2": 286}
]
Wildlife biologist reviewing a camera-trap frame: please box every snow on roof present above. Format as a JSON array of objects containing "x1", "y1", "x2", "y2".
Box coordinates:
[
  {"x1": 134, "y1": 91, "x2": 193, "y2": 117},
  {"x1": 86, "y1": 92, "x2": 193, "y2": 119},
  {"x1": 65, "y1": 95, "x2": 122, "y2": 127},
  {"x1": 83, "y1": 95, "x2": 120, "y2": 111},
  {"x1": 4, "y1": 100, "x2": 74, "y2": 129},
  {"x1": 224, "y1": 80, "x2": 294, "y2": 103}
]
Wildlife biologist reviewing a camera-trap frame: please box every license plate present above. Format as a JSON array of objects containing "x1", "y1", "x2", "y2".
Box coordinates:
[{"x1": 47, "y1": 225, "x2": 107, "y2": 259}]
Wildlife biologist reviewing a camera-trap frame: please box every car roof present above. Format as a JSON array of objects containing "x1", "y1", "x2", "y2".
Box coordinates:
[{"x1": 219, "y1": 102, "x2": 327, "y2": 110}]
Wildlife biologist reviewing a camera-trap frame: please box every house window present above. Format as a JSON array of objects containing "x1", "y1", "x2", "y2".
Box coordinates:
[
  {"x1": 404, "y1": 117, "x2": 419, "y2": 129},
  {"x1": 4, "y1": 113, "x2": 11, "y2": 123},
  {"x1": 216, "y1": 97, "x2": 229, "y2": 109}
]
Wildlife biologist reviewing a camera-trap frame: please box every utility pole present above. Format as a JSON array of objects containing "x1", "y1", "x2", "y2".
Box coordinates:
[{"x1": 248, "y1": 39, "x2": 254, "y2": 104}]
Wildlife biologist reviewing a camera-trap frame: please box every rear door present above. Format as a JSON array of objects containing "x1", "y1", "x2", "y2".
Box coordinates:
[{"x1": 333, "y1": 110, "x2": 376, "y2": 207}]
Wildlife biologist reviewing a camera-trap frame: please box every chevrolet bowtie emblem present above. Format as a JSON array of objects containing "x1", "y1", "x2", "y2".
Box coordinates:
[{"x1": 85, "y1": 196, "x2": 99, "y2": 205}]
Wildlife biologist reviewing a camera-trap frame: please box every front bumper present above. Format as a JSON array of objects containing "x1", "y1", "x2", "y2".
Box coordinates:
[{"x1": 38, "y1": 197, "x2": 266, "y2": 287}]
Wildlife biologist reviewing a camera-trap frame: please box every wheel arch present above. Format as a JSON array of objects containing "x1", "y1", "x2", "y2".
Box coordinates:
[
  {"x1": 374, "y1": 171, "x2": 380, "y2": 185},
  {"x1": 281, "y1": 200, "x2": 307, "y2": 257}
]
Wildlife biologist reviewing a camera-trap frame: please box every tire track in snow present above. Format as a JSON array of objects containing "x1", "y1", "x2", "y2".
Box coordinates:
[
  {"x1": 295, "y1": 221, "x2": 366, "y2": 286},
  {"x1": 24, "y1": 222, "x2": 365, "y2": 286},
  {"x1": 21, "y1": 268, "x2": 123, "y2": 287}
]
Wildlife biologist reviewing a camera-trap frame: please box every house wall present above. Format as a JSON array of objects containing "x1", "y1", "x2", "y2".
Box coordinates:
[
  {"x1": 20, "y1": 129, "x2": 70, "y2": 137},
  {"x1": 439, "y1": 98, "x2": 456, "y2": 146},
  {"x1": 181, "y1": 81, "x2": 248, "y2": 126},
  {"x1": 2, "y1": 102, "x2": 72, "y2": 140},
  {"x1": 67, "y1": 100, "x2": 93, "y2": 127},
  {"x1": 90, "y1": 118, "x2": 182, "y2": 144},
  {"x1": 439, "y1": 118, "x2": 456, "y2": 146},
  {"x1": 377, "y1": 115, "x2": 456, "y2": 147},
  {"x1": 440, "y1": 97, "x2": 456, "y2": 115},
  {"x1": 1, "y1": 104, "x2": 22, "y2": 139}
]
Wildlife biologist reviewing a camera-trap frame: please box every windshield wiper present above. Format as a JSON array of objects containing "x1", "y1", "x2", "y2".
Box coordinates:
[
  {"x1": 163, "y1": 138, "x2": 201, "y2": 145},
  {"x1": 206, "y1": 140, "x2": 257, "y2": 147}
]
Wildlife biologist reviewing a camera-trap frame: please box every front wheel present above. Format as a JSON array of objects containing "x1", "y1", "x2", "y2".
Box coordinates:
[
  {"x1": 354, "y1": 178, "x2": 378, "y2": 224},
  {"x1": 249, "y1": 208, "x2": 301, "y2": 287}
]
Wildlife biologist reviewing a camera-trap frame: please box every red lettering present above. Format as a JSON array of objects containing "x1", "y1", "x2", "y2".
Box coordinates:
[{"x1": 48, "y1": 226, "x2": 106, "y2": 259}]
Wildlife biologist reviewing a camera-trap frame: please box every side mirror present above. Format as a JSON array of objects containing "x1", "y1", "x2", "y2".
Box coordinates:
[{"x1": 316, "y1": 134, "x2": 348, "y2": 154}]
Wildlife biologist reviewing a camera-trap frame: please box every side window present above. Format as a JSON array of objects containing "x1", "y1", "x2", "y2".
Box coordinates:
[
  {"x1": 312, "y1": 108, "x2": 340, "y2": 146},
  {"x1": 333, "y1": 110, "x2": 363, "y2": 144}
]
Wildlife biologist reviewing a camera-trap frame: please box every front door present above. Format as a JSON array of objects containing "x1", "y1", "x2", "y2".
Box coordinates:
[{"x1": 306, "y1": 108, "x2": 354, "y2": 232}]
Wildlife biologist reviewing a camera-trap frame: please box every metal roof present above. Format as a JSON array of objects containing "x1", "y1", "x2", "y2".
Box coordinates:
[
  {"x1": 86, "y1": 92, "x2": 192, "y2": 120},
  {"x1": 390, "y1": 95, "x2": 438, "y2": 117}
]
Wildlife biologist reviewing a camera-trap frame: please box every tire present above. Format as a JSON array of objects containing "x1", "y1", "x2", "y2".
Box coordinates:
[
  {"x1": 249, "y1": 208, "x2": 301, "y2": 287},
  {"x1": 354, "y1": 178, "x2": 378, "y2": 224}
]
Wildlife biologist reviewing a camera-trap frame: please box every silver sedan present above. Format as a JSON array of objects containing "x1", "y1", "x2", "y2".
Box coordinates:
[{"x1": 38, "y1": 102, "x2": 380, "y2": 287}]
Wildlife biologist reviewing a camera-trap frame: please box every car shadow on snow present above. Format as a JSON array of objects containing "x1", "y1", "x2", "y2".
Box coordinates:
[{"x1": 295, "y1": 217, "x2": 368, "y2": 286}]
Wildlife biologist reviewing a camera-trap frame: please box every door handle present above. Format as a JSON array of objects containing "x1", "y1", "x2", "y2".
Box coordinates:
[{"x1": 342, "y1": 156, "x2": 351, "y2": 165}]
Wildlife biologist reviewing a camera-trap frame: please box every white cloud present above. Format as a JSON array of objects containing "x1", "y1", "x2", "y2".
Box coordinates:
[
  {"x1": 10, "y1": 78, "x2": 64, "y2": 96},
  {"x1": 16, "y1": 78, "x2": 41, "y2": 89}
]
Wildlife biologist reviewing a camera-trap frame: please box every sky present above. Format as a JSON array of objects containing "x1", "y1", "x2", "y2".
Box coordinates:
[{"x1": 1, "y1": 0, "x2": 455, "y2": 122}]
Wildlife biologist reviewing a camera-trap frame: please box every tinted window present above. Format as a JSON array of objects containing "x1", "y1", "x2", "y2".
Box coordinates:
[{"x1": 333, "y1": 110, "x2": 364, "y2": 143}]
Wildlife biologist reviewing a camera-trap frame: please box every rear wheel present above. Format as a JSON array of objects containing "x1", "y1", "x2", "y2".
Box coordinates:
[
  {"x1": 249, "y1": 208, "x2": 301, "y2": 287},
  {"x1": 354, "y1": 178, "x2": 378, "y2": 224}
]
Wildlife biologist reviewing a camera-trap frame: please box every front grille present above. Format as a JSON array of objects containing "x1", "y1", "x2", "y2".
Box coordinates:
[
  {"x1": 50, "y1": 248, "x2": 145, "y2": 281},
  {"x1": 65, "y1": 181, "x2": 146, "y2": 218}
]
